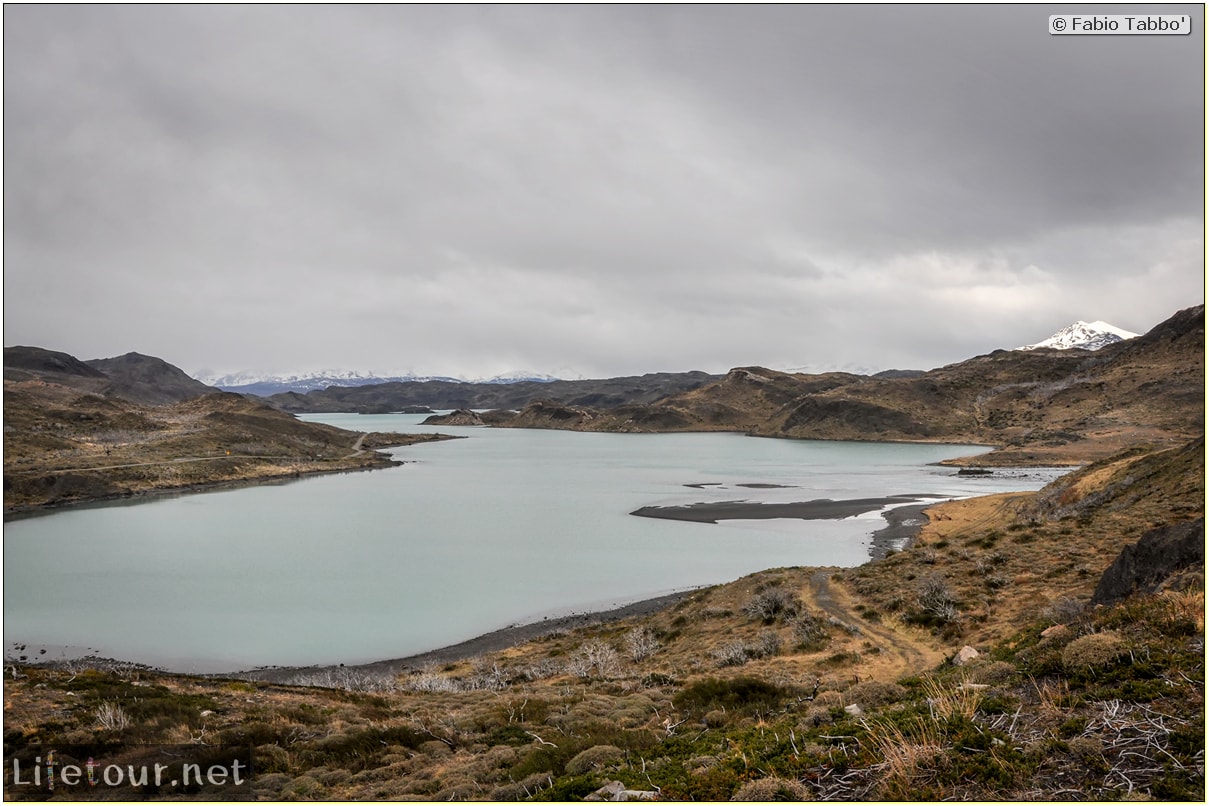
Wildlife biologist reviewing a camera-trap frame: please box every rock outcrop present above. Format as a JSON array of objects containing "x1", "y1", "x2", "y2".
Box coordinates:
[
  {"x1": 423, "y1": 409, "x2": 486, "y2": 426},
  {"x1": 1091, "y1": 518, "x2": 1205, "y2": 605}
]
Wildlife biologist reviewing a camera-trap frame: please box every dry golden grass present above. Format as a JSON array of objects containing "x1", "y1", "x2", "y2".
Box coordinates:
[
  {"x1": 860, "y1": 713, "x2": 946, "y2": 796},
  {"x1": 1155, "y1": 589, "x2": 1205, "y2": 634},
  {"x1": 919, "y1": 676, "x2": 983, "y2": 721}
]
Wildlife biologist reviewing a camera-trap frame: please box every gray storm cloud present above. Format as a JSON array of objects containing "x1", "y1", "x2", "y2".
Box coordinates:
[{"x1": 4, "y1": 4, "x2": 1203, "y2": 379}]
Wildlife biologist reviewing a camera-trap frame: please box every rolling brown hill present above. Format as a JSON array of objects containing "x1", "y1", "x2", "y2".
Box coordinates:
[
  {"x1": 5, "y1": 346, "x2": 219, "y2": 405},
  {"x1": 85, "y1": 351, "x2": 219, "y2": 405},
  {"x1": 3, "y1": 345, "x2": 110, "y2": 388}
]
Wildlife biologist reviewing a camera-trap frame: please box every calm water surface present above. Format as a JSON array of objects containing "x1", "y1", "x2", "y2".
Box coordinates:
[{"x1": 4, "y1": 415, "x2": 1064, "y2": 672}]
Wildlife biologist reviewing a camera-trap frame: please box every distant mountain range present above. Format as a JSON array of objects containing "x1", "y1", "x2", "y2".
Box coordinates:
[
  {"x1": 196, "y1": 319, "x2": 1140, "y2": 398},
  {"x1": 195, "y1": 369, "x2": 563, "y2": 396},
  {"x1": 4, "y1": 307, "x2": 1202, "y2": 473},
  {"x1": 1018, "y1": 320, "x2": 1141, "y2": 352},
  {"x1": 421, "y1": 306, "x2": 1204, "y2": 467}
]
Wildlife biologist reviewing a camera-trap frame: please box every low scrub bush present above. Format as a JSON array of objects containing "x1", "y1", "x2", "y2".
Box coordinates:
[
  {"x1": 846, "y1": 680, "x2": 908, "y2": 708},
  {"x1": 564, "y1": 744, "x2": 624, "y2": 775},
  {"x1": 673, "y1": 677, "x2": 800, "y2": 718},
  {"x1": 566, "y1": 639, "x2": 621, "y2": 679},
  {"x1": 711, "y1": 630, "x2": 783, "y2": 666},
  {"x1": 94, "y1": 701, "x2": 131, "y2": 731},
  {"x1": 914, "y1": 575, "x2": 960, "y2": 625},
  {"x1": 1061, "y1": 631, "x2": 1127, "y2": 672},
  {"x1": 743, "y1": 588, "x2": 801, "y2": 623},
  {"x1": 793, "y1": 612, "x2": 831, "y2": 650},
  {"x1": 730, "y1": 776, "x2": 812, "y2": 801},
  {"x1": 624, "y1": 627, "x2": 661, "y2": 663}
]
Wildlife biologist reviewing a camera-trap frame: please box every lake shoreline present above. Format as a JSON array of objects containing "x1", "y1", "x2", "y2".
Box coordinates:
[
  {"x1": 213, "y1": 503, "x2": 941, "y2": 683},
  {"x1": 7, "y1": 501, "x2": 934, "y2": 682},
  {"x1": 229, "y1": 590, "x2": 705, "y2": 684},
  {"x1": 2, "y1": 459, "x2": 401, "y2": 522},
  {"x1": 8, "y1": 420, "x2": 1064, "y2": 679},
  {"x1": 2, "y1": 431, "x2": 469, "y2": 522}
]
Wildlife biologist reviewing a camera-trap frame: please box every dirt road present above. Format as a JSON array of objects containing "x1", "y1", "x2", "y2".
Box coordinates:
[{"x1": 806, "y1": 570, "x2": 944, "y2": 681}]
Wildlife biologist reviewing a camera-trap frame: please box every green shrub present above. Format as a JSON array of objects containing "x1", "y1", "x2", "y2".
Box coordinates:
[
  {"x1": 281, "y1": 775, "x2": 324, "y2": 801},
  {"x1": 532, "y1": 774, "x2": 604, "y2": 801}
]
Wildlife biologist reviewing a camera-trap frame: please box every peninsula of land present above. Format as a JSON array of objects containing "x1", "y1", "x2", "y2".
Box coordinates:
[{"x1": 3, "y1": 347, "x2": 456, "y2": 515}]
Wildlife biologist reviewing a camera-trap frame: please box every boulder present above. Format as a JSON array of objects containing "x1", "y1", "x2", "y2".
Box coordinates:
[
  {"x1": 1039, "y1": 624, "x2": 1070, "y2": 646},
  {"x1": 584, "y1": 781, "x2": 658, "y2": 802},
  {"x1": 952, "y1": 645, "x2": 980, "y2": 666},
  {"x1": 1091, "y1": 519, "x2": 1204, "y2": 605}
]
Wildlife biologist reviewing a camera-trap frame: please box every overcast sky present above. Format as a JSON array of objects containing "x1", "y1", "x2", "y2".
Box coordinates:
[{"x1": 4, "y1": 5, "x2": 1204, "y2": 381}]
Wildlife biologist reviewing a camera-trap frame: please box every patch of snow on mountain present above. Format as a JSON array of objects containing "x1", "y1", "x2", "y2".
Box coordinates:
[
  {"x1": 1017, "y1": 321, "x2": 1141, "y2": 352},
  {"x1": 471, "y1": 372, "x2": 562, "y2": 384},
  {"x1": 193, "y1": 368, "x2": 566, "y2": 393}
]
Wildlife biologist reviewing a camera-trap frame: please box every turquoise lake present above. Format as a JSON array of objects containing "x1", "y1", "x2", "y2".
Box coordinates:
[{"x1": 3, "y1": 414, "x2": 1066, "y2": 672}]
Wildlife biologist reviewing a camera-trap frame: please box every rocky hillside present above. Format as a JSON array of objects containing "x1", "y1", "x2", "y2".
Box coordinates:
[
  {"x1": 4, "y1": 345, "x2": 110, "y2": 386},
  {"x1": 5, "y1": 346, "x2": 219, "y2": 405},
  {"x1": 484, "y1": 305, "x2": 1204, "y2": 466},
  {"x1": 276, "y1": 306, "x2": 1202, "y2": 469},
  {"x1": 86, "y1": 351, "x2": 219, "y2": 405}
]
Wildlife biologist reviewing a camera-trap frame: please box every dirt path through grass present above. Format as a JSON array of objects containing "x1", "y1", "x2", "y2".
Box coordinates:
[
  {"x1": 343, "y1": 432, "x2": 368, "y2": 459},
  {"x1": 807, "y1": 570, "x2": 945, "y2": 681}
]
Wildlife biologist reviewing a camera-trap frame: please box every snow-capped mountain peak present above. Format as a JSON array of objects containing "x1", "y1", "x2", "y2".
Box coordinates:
[
  {"x1": 1017, "y1": 321, "x2": 1141, "y2": 352},
  {"x1": 197, "y1": 369, "x2": 371, "y2": 387}
]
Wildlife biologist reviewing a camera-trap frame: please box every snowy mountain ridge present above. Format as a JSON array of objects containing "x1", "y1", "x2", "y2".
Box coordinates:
[
  {"x1": 193, "y1": 368, "x2": 564, "y2": 395},
  {"x1": 1017, "y1": 320, "x2": 1141, "y2": 352}
]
